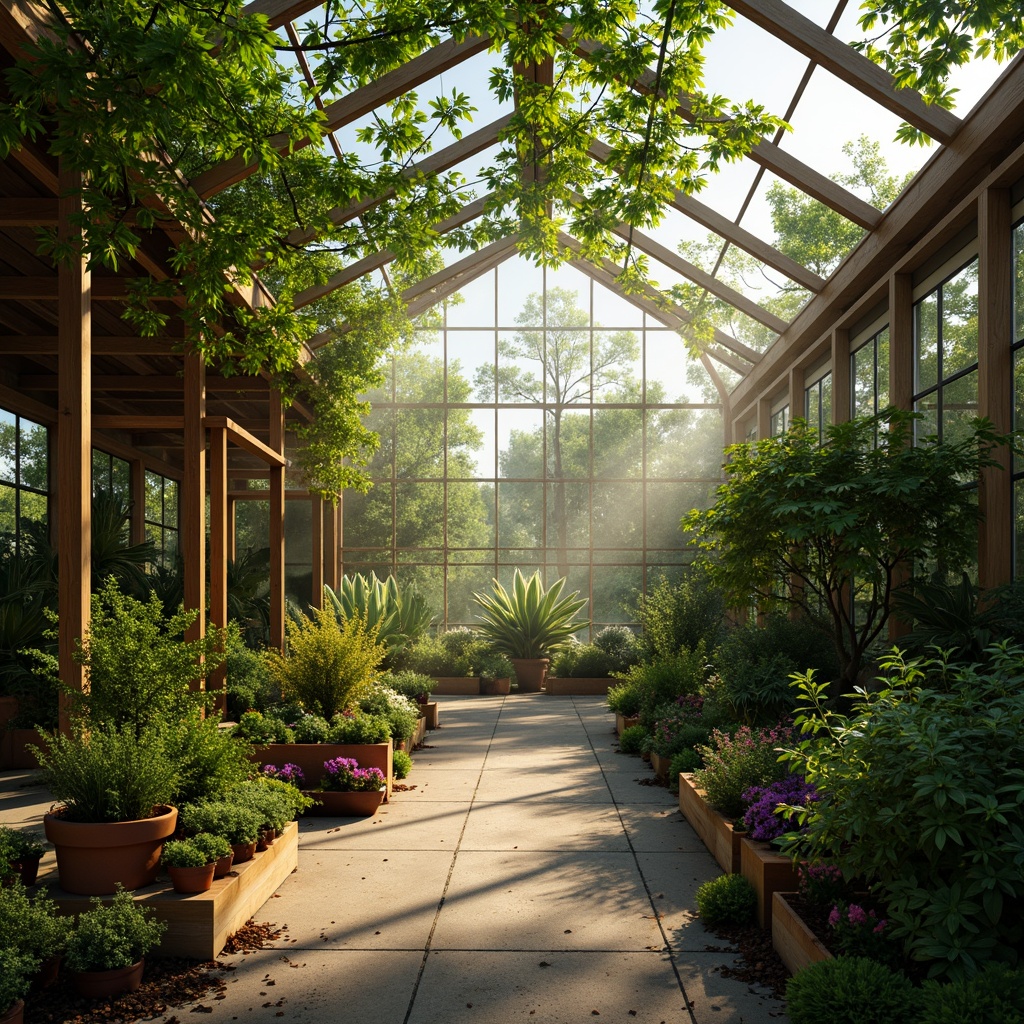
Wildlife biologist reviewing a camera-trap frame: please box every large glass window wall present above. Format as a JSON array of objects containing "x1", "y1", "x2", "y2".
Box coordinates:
[
  {"x1": 0, "y1": 407, "x2": 48, "y2": 559},
  {"x1": 342, "y1": 258, "x2": 724, "y2": 634}
]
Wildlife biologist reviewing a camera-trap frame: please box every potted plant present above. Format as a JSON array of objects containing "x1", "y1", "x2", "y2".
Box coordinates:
[
  {"x1": 65, "y1": 887, "x2": 166, "y2": 999},
  {"x1": 478, "y1": 651, "x2": 515, "y2": 695},
  {"x1": 0, "y1": 882, "x2": 71, "y2": 988},
  {"x1": 473, "y1": 570, "x2": 589, "y2": 692},
  {"x1": 0, "y1": 827, "x2": 45, "y2": 886},
  {"x1": 0, "y1": 949, "x2": 36, "y2": 1024},
  {"x1": 305, "y1": 757, "x2": 386, "y2": 817},
  {"x1": 161, "y1": 835, "x2": 225, "y2": 894},
  {"x1": 230, "y1": 778, "x2": 310, "y2": 850},
  {"x1": 178, "y1": 800, "x2": 264, "y2": 865}
]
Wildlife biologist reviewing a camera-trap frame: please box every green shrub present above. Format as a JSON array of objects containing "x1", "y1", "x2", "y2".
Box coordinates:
[
  {"x1": 617, "y1": 724, "x2": 647, "y2": 755},
  {"x1": 35, "y1": 724, "x2": 178, "y2": 823},
  {"x1": 265, "y1": 605, "x2": 384, "y2": 719},
  {"x1": 328, "y1": 710, "x2": 393, "y2": 744},
  {"x1": 402, "y1": 634, "x2": 453, "y2": 676},
  {"x1": 292, "y1": 713, "x2": 332, "y2": 743},
  {"x1": 231, "y1": 779, "x2": 301, "y2": 832},
  {"x1": 192, "y1": 832, "x2": 232, "y2": 863},
  {"x1": 606, "y1": 679, "x2": 643, "y2": 717},
  {"x1": 161, "y1": 837, "x2": 210, "y2": 868},
  {"x1": 711, "y1": 616, "x2": 839, "y2": 724},
  {"x1": 785, "y1": 958, "x2": 917, "y2": 1024},
  {"x1": 781, "y1": 645, "x2": 1024, "y2": 978},
  {"x1": 358, "y1": 683, "x2": 419, "y2": 743},
  {"x1": 0, "y1": 882, "x2": 72, "y2": 962},
  {"x1": 439, "y1": 628, "x2": 487, "y2": 674},
  {"x1": 226, "y1": 641, "x2": 279, "y2": 719},
  {"x1": 695, "y1": 874, "x2": 756, "y2": 926},
  {"x1": 0, "y1": 826, "x2": 43, "y2": 862},
  {"x1": 693, "y1": 724, "x2": 791, "y2": 819},
  {"x1": 592, "y1": 625, "x2": 641, "y2": 668},
  {"x1": 669, "y1": 747, "x2": 701, "y2": 781},
  {"x1": 383, "y1": 670, "x2": 436, "y2": 701},
  {"x1": 917, "y1": 964, "x2": 1024, "y2": 1024},
  {"x1": 0, "y1": 948, "x2": 37, "y2": 1013},
  {"x1": 635, "y1": 568, "x2": 725, "y2": 661},
  {"x1": 613, "y1": 648, "x2": 708, "y2": 731},
  {"x1": 392, "y1": 749, "x2": 413, "y2": 779},
  {"x1": 552, "y1": 642, "x2": 616, "y2": 679},
  {"x1": 179, "y1": 800, "x2": 263, "y2": 845},
  {"x1": 64, "y1": 888, "x2": 166, "y2": 972},
  {"x1": 165, "y1": 712, "x2": 253, "y2": 805}
]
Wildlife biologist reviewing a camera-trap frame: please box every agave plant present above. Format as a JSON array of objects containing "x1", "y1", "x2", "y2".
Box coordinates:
[
  {"x1": 324, "y1": 572, "x2": 433, "y2": 666},
  {"x1": 473, "y1": 570, "x2": 589, "y2": 659}
]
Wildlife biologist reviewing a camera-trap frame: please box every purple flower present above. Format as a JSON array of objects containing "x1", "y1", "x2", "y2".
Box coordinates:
[
  {"x1": 740, "y1": 774, "x2": 817, "y2": 841},
  {"x1": 828, "y1": 906, "x2": 841, "y2": 928},
  {"x1": 263, "y1": 763, "x2": 305, "y2": 785},
  {"x1": 847, "y1": 904, "x2": 868, "y2": 926}
]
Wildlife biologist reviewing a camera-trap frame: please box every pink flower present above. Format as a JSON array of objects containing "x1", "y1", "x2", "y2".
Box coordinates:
[
  {"x1": 873, "y1": 920, "x2": 887, "y2": 934},
  {"x1": 828, "y1": 906, "x2": 841, "y2": 927},
  {"x1": 847, "y1": 904, "x2": 868, "y2": 926}
]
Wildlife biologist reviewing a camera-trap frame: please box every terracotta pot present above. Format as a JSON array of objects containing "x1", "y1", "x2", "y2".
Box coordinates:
[
  {"x1": 230, "y1": 841, "x2": 257, "y2": 864},
  {"x1": 167, "y1": 862, "x2": 215, "y2": 894},
  {"x1": 12, "y1": 855, "x2": 41, "y2": 886},
  {"x1": 72, "y1": 958, "x2": 145, "y2": 1000},
  {"x1": 33, "y1": 953, "x2": 61, "y2": 989},
  {"x1": 302, "y1": 789, "x2": 385, "y2": 817},
  {"x1": 479, "y1": 677, "x2": 511, "y2": 696},
  {"x1": 0, "y1": 999, "x2": 24, "y2": 1024},
  {"x1": 510, "y1": 658, "x2": 549, "y2": 693},
  {"x1": 44, "y1": 806, "x2": 177, "y2": 895},
  {"x1": 213, "y1": 852, "x2": 234, "y2": 878}
]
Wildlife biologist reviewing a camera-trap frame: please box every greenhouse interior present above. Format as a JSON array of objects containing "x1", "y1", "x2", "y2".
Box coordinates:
[{"x1": 1, "y1": 1, "x2": 1024, "y2": 1022}]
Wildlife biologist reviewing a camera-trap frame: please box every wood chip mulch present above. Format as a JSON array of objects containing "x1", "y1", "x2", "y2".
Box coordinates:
[
  {"x1": 705, "y1": 922, "x2": 790, "y2": 1000},
  {"x1": 24, "y1": 921, "x2": 279, "y2": 1024}
]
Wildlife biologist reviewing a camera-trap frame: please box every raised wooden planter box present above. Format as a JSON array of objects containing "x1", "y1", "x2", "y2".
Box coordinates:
[
  {"x1": 423, "y1": 702, "x2": 439, "y2": 730},
  {"x1": 544, "y1": 677, "x2": 615, "y2": 695},
  {"x1": 431, "y1": 677, "x2": 481, "y2": 695},
  {"x1": 650, "y1": 752, "x2": 672, "y2": 783},
  {"x1": 0, "y1": 728, "x2": 46, "y2": 769},
  {"x1": 772, "y1": 892, "x2": 833, "y2": 975},
  {"x1": 740, "y1": 838, "x2": 799, "y2": 929},
  {"x1": 399, "y1": 717, "x2": 426, "y2": 751},
  {"x1": 48, "y1": 821, "x2": 299, "y2": 961},
  {"x1": 250, "y1": 741, "x2": 393, "y2": 800},
  {"x1": 677, "y1": 774, "x2": 744, "y2": 874},
  {"x1": 614, "y1": 713, "x2": 639, "y2": 736}
]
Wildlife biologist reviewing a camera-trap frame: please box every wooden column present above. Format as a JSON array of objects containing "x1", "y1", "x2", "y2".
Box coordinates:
[
  {"x1": 182, "y1": 354, "x2": 206, "y2": 650},
  {"x1": 788, "y1": 366, "x2": 802, "y2": 424},
  {"x1": 757, "y1": 396, "x2": 771, "y2": 440},
  {"x1": 208, "y1": 426, "x2": 228, "y2": 713},
  {"x1": 269, "y1": 390, "x2": 285, "y2": 650},
  {"x1": 56, "y1": 161, "x2": 91, "y2": 731},
  {"x1": 130, "y1": 458, "x2": 146, "y2": 546},
  {"x1": 831, "y1": 328, "x2": 851, "y2": 425},
  {"x1": 888, "y1": 272, "x2": 914, "y2": 640},
  {"x1": 228, "y1": 497, "x2": 237, "y2": 562},
  {"x1": 311, "y1": 495, "x2": 324, "y2": 607},
  {"x1": 977, "y1": 187, "x2": 1013, "y2": 589},
  {"x1": 324, "y1": 497, "x2": 340, "y2": 592}
]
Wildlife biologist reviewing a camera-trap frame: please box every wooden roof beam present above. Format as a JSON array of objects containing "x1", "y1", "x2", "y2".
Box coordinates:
[
  {"x1": 20, "y1": 374, "x2": 274, "y2": 392},
  {"x1": 0, "y1": 336, "x2": 178, "y2": 355},
  {"x1": 205, "y1": 416, "x2": 287, "y2": 466},
  {"x1": 587, "y1": 139, "x2": 825, "y2": 293},
  {"x1": 240, "y1": 0, "x2": 322, "y2": 28},
  {"x1": 728, "y1": 0, "x2": 961, "y2": 144},
  {"x1": 191, "y1": 33, "x2": 492, "y2": 198}
]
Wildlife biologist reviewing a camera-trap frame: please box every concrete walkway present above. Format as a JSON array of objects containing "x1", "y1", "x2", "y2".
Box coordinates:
[{"x1": 1, "y1": 695, "x2": 787, "y2": 1024}]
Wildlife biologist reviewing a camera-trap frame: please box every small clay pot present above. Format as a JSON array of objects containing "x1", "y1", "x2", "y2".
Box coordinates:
[
  {"x1": 0, "y1": 999, "x2": 24, "y2": 1024},
  {"x1": 72, "y1": 958, "x2": 145, "y2": 1000},
  {"x1": 213, "y1": 852, "x2": 234, "y2": 878},
  {"x1": 12, "y1": 855, "x2": 41, "y2": 886},
  {"x1": 33, "y1": 954, "x2": 61, "y2": 990},
  {"x1": 167, "y1": 862, "x2": 215, "y2": 894},
  {"x1": 231, "y1": 841, "x2": 257, "y2": 864}
]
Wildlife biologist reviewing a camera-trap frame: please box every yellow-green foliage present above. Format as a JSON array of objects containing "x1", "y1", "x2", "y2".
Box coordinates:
[{"x1": 265, "y1": 606, "x2": 383, "y2": 719}]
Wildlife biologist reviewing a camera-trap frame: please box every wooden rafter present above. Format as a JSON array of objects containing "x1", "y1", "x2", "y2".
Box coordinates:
[
  {"x1": 20, "y1": 374, "x2": 272, "y2": 391},
  {"x1": 239, "y1": 0, "x2": 321, "y2": 28},
  {"x1": 190, "y1": 34, "x2": 492, "y2": 198},
  {"x1": 0, "y1": 336, "x2": 177, "y2": 355},
  {"x1": 729, "y1": 0, "x2": 961, "y2": 144},
  {"x1": 587, "y1": 140, "x2": 825, "y2": 292}
]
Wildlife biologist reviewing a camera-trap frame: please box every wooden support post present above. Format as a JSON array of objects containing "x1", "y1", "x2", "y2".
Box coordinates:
[
  {"x1": 831, "y1": 328, "x2": 851, "y2": 425},
  {"x1": 324, "y1": 498, "x2": 340, "y2": 593},
  {"x1": 269, "y1": 390, "x2": 285, "y2": 650},
  {"x1": 977, "y1": 188, "x2": 1013, "y2": 590},
  {"x1": 788, "y1": 366, "x2": 802, "y2": 423},
  {"x1": 209, "y1": 426, "x2": 228, "y2": 714},
  {"x1": 183, "y1": 354, "x2": 207, "y2": 655},
  {"x1": 311, "y1": 495, "x2": 324, "y2": 607},
  {"x1": 56, "y1": 161, "x2": 91, "y2": 732},
  {"x1": 228, "y1": 496, "x2": 237, "y2": 562},
  {"x1": 757, "y1": 396, "x2": 771, "y2": 440},
  {"x1": 888, "y1": 272, "x2": 914, "y2": 640},
  {"x1": 130, "y1": 458, "x2": 146, "y2": 546}
]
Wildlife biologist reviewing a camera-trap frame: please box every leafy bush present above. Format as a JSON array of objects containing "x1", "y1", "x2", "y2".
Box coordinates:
[
  {"x1": 669, "y1": 747, "x2": 701, "y2": 780},
  {"x1": 740, "y1": 775, "x2": 816, "y2": 842},
  {"x1": 592, "y1": 625, "x2": 641, "y2": 668},
  {"x1": 785, "y1": 958, "x2": 917, "y2": 1024},
  {"x1": 234, "y1": 710, "x2": 294, "y2": 745},
  {"x1": 64, "y1": 888, "x2": 166, "y2": 972},
  {"x1": 392, "y1": 749, "x2": 413, "y2": 779},
  {"x1": 606, "y1": 679, "x2": 643, "y2": 717},
  {"x1": 165, "y1": 712, "x2": 253, "y2": 805},
  {"x1": 226, "y1": 641, "x2": 279, "y2": 719},
  {"x1": 551, "y1": 642, "x2": 616, "y2": 679},
  {"x1": 711, "y1": 615, "x2": 839, "y2": 725},
  {"x1": 0, "y1": 826, "x2": 43, "y2": 862},
  {"x1": 328, "y1": 711, "x2": 391, "y2": 744},
  {"x1": 161, "y1": 837, "x2": 211, "y2": 868},
  {"x1": 0, "y1": 948, "x2": 36, "y2": 1013},
  {"x1": 695, "y1": 874, "x2": 756, "y2": 926},
  {"x1": 179, "y1": 800, "x2": 263, "y2": 845},
  {"x1": 827, "y1": 900, "x2": 898, "y2": 964},
  {"x1": 917, "y1": 964, "x2": 1024, "y2": 1024},
  {"x1": 634, "y1": 568, "x2": 725, "y2": 661},
  {"x1": 231, "y1": 779, "x2": 304, "y2": 832},
  {"x1": 647, "y1": 696, "x2": 709, "y2": 757},
  {"x1": 478, "y1": 650, "x2": 515, "y2": 680},
  {"x1": 0, "y1": 882, "x2": 72, "y2": 962},
  {"x1": 780, "y1": 646, "x2": 1024, "y2": 978},
  {"x1": 192, "y1": 832, "x2": 232, "y2": 863},
  {"x1": 265, "y1": 604, "x2": 383, "y2": 719},
  {"x1": 35, "y1": 724, "x2": 177, "y2": 823},
  {"x1": 383, "y1": 670, "x2": 436, "y2": 701},
  {"x1": 693, "y1": 724, "x2": 792, "y2": 819},
  {"x1": 796, "y1": 862, "x2": 851, "y2": 913},
  {"x1": 402, "y1": 633, "x2": 465, "y2": 676},
  {"x1": 358, "y1": 683, "x2": 420, "y2": 743},
  {"x1": 613, "y1": 648, "x2": 708, "y2": 730},
  {"x1": 617, "y1": 724, "x2": 647, "y2": 755},
  {"x1": 292, "y1": 713, "x2": 332, "y2": 743}
]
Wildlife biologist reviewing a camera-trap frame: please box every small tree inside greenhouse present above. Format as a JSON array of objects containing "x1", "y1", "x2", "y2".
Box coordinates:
[{"x1": 683, "y1": 409, "x2": 1012, "y2": 688}]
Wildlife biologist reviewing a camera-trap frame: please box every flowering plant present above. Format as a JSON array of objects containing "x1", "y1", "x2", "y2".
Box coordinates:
[
  {"x1": 262, "y1": 763, "x2": 305, "y2": 786},
  {"x1": 320, "y1": 757, "x2": 386, "y2": 793},
  {"x1": 648, "y1": 695, "x2": 710, "y2": 758},
  {"x1": 828, "y1": 900, "x2": 897, "y2": 964},
  {"x1": 693, "y1": 723, "x2": 792, "y2": 818},
  {"x1": 797, "y1": 862, "x2": 851, "y2": 912},
  {"x1": 741, "y1": 774, "x2": 817, "y2": 841}
]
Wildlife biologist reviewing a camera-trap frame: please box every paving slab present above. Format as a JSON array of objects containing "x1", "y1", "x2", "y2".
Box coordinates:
[
  {"x1": 474, "y1": 766, "x2": 612, "y2": 804},
  {"x1": 618, "y1": 806, "x2": 708, "y2": 853},
  {"x1": 460, "y1": 800, "x2": 630, "y2": 853},
  {"x1": 298, "y1": 799, "x2": 468, "y2": 851}
]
